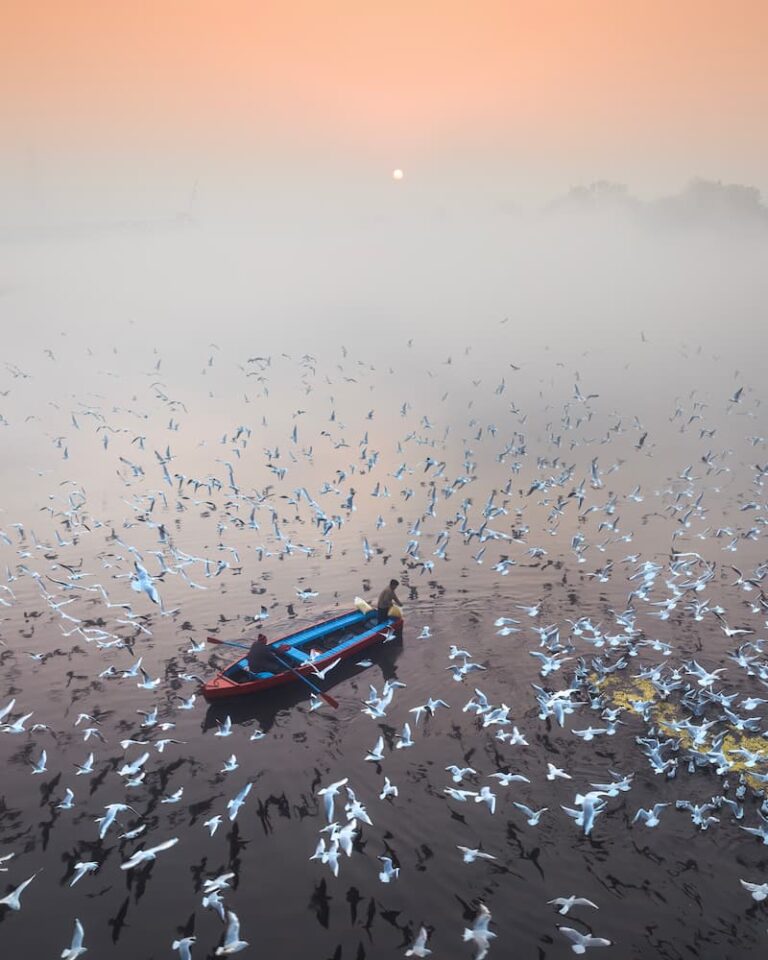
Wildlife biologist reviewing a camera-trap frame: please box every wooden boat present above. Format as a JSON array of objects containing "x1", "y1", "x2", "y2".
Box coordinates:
[{"x1": 202, "y1": 607, "x2": 403, "y2": 701}]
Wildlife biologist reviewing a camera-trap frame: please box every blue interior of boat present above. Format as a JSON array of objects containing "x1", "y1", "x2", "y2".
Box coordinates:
[{"x1": 223, "y1": 609, "x2": 389, "y2": 681}]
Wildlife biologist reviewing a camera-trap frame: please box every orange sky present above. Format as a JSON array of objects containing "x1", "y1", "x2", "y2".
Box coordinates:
[{"x1": 2, "y1": 1, "x2": 768, "y2": 194}]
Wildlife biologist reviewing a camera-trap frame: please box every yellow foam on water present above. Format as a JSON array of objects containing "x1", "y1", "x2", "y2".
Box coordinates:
[{"x1": 591, "y1": 673, "x2": 768, "y2": 790}]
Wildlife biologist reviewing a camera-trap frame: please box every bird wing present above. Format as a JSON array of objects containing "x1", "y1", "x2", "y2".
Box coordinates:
[
  {"x1": 224, "y1": 911, "x2": 241, "y2": 945},
  {"x1": 147, "y1": 837, "x2": 179, "y2": 856},
  {"x1": 71, "y1": 919, "x2": 84, "y2": 950},
  {"x1": 236, "y1": 782, "x2": 253, "y2": 802},
  {"x1": 14, "y1": 873, "x2": 37, "y2": 898},
  {"x1": 120, "y1": 850, "x2": 147, "y2": 870}
]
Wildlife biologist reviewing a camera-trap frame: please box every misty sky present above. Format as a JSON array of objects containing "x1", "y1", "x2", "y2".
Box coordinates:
[
  {"x1": 1, "y1": 0, "x2": 767, "y2": 383},
  {"x1": 2, "y1": 1, "x2": 768, "y2": 224}
]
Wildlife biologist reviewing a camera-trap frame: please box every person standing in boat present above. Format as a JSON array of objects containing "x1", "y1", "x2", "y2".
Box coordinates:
[
  {"x1": 376, "y1": 579, "x2": 402, "y2": 624},
  {"x1": 247, "y1": 633, "x2": 289, "y2": 676}
]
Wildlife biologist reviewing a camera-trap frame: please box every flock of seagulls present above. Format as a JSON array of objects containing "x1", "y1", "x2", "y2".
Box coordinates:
[{"x1": 0, "y1": 337, "x2": 766, "y2": 957}]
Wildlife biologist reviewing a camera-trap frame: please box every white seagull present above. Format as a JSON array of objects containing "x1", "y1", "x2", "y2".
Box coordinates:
[
  {"x1": 227, "y1": 782, "x2": 252, "y2": 822},
  {"x1": 120, "y1": 837, "x2": 179, "y2": 871},
  {"x1": 405, "y1": 925, "x2": 432, "y2": 957},
  {"x1": 61, "y1": 918, "x2": 87, "y2": 960},
  {"x1": 215, "y1": 911, "x2": 249, "y2": 955},
  {"x1": 0, "y1": 871, "x2": 39, "y2": 910},
  {"x1": 558, "y1": 926, "x2": 611, "y2": 953},
  {"x1": 462, "y1": 903, "x2": 496, "y2": 960},
  {"x1": 69, "y1": 861, "x2": 98, "y2": 887},
  {"x1": 172, "y1": 937, "x2": 196, "y2": 960},
  {"x1": 548, "y1": 895, "x2": 599, "y2": 915}
]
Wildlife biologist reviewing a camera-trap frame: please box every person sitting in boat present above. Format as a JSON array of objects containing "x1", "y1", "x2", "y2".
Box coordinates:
[
  {"x1": 247, "y1": 633, "x2": 289, "y2": 677},
  {"x1": 377, "y1": 579, "x2": 402, "y2": 624}
]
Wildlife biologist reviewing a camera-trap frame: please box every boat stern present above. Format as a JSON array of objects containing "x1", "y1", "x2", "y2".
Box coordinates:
[{"x1": 202, "y1": 674, "x2": 239, "y2": 701}]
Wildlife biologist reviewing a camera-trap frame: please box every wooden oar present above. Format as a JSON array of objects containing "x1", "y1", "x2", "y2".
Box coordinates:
[{"x1": 206, "y1": 636, "x2": 340, "y2": 709}]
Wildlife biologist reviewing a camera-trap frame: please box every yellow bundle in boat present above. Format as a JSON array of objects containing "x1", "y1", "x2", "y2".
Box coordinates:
[
  {"x1": 388, "y1": 604, "x2": 403, "y2": 619},
  {"x1": 354, "y1": 596, "x2": 373, "y2": 613}
]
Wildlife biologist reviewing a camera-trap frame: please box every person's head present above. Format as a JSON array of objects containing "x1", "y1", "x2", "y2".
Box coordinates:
[
  {"x1": 257, "y1": 633, "x2": 267, "y2": 645},
  {"x1": 389, "y1": 579, "x2": 399, "y2": 589}
]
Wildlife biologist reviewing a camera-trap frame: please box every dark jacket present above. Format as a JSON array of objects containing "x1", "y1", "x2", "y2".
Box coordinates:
[{"x1": 247, "y1": 641, "x2": 282, "y2": 675}]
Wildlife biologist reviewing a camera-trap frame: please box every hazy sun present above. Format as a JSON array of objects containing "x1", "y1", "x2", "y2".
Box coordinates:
[{"x1": 392, "y1": 168, "x2": 404, "y2": 180}]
